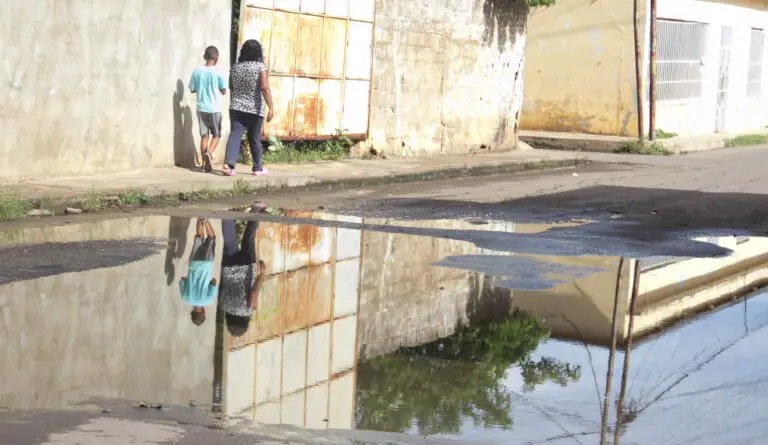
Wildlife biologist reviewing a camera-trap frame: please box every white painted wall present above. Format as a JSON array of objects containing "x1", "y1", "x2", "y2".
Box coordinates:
[{"x1": 648, "y1": 0, "x2": 768, "y2": 136}]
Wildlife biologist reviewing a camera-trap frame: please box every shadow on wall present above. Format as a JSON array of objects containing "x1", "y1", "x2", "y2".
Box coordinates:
[
  {"x1": 164, "y1": 216, "x2": 192, "y2": 286},
  {"x1": 0, "y1": 239, "x2": 163, "y2": 285},
  {"x1": 482, "y1": 0, "x2": 530, "y2": 52},
  {"x1": 173, "y1": 79, "x2": 197, "y2": 169}
]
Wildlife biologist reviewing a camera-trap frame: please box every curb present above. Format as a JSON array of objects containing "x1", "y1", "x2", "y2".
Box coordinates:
[{"x1": 7, "y1": 157, "x2": 589, "y2": 222}]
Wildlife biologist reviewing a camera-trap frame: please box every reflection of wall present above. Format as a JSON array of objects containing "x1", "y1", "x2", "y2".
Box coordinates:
[
  {"x1": 0, "y1": 216, "x2": 217, "y2": 409},
  {"x1": 223, "y1": 212, "x2": 361, "y2": 430},
  {"x1": 510, "y1": 256, "x2": 633, "y2": 347},
  {"x1": 357, "y1": 219, "x2": 517, "y2": 358}
]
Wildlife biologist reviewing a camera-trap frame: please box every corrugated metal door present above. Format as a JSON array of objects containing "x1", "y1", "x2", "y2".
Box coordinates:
[{"x1": 239, "y1": 0, "x2": 375, "y2": 140}]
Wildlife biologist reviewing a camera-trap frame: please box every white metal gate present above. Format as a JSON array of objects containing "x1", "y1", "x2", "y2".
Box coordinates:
[{"x1": 715, "y1": 26, "x2": 733, "y2": 133}]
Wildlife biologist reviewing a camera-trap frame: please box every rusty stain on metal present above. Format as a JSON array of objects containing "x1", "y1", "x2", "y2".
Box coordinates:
[
  {"x1": 240, "y1": 0, "x2": 374, "y2": 139},
  {"x1": 309, "y1": 264, "x2": 334, "y2": 325},
  {"x1": 269, "y1": 11, "x2": 299, "y2": 74},
  {"x1": 264, "y1": 76, "x2": 295, "y2": 137},
  {"x1": 321, "y1": 18, "x2": 347, "y2": 77},
  {"x1": 292, "y1": 78, "x2": 321, "y2": 135},
  {"x1": 256, "y1": 275, "x2": 284, "y2": 341},
  {"x1": 283, "y1": 268, "x2": 311, "y2": 333},
  {"x1": 296, "y1": 15, "x2": 323, "y2": 75},
  {"x1": 284, "y1": 216, "x2": 313, "y2": 270}
]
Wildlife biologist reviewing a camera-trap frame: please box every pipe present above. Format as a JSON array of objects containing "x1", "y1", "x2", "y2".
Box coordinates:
[
  {"x1": 633, "y1": 0, "x2": 645, "y2": 140},
  {"x1": 600, "y1": 257, "x2": 625, "y2": 445},
  {"x1": 613, "y1": 260, "x2": 641, "y2": 445},
  {"x1": 648, "y1": 0, "x2": 658, "y2": 141}
]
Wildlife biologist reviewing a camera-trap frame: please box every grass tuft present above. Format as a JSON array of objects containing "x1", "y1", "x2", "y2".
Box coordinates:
[
  {"x1": 725, "y1": 134, "x2": 768, "y2": 147},
  {"x1": 0, "y1": 188, "x2": 30, "y2": 221},
  {"x1": 614, "y1": 140, "x2": 671, "y2": 156}
]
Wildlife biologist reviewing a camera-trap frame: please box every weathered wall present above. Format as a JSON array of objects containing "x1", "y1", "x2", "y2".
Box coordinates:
[
  {"x1": 520, "y1": 0, "x2": 646, "y2": 136},
  {"x1": 0, "y1": 1, "x2": 232, "y2": 179},
  {"x1": 367, "y1": 0, "x2": 529, "y2": 156}
]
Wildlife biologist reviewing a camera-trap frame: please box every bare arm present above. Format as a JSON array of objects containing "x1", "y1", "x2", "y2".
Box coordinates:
[{"x1": 259, "y1": 70, "x2": 274, "y2": 122}]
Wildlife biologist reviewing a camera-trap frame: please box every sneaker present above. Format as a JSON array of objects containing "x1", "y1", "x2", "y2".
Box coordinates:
[{"x1": 203, "y1": 152, "x2": 213, "y2": 173}]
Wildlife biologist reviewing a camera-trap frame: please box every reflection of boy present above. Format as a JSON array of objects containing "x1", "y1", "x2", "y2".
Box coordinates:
[
  {"x1": 180, "y1": 219, "x2": 218, "y2": 325},
  {"x1": 218, "y1": 204, "x2": 267, "y2": 337}
]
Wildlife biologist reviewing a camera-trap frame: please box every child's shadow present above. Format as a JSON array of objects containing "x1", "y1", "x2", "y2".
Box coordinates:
[{"x1": 173, "y1": 79, "x2": 198, "y2": 169}]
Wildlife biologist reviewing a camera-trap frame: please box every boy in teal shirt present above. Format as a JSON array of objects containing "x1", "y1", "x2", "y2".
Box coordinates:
[
  {"x1": 189, "y1": 46, "x2": 227, "y2": 173},
  {"x1": 179, "y1": 219, "x2": 218, "y2": 325}
]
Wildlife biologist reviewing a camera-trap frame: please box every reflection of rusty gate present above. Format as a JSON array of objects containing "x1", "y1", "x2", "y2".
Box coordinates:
[{"x1": 240, "y1": 0, "x2": 375, "y2": 140}]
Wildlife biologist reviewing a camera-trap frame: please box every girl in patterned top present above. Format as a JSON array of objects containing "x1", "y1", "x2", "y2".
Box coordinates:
[
  {"x1": 223, "y1": 39, "x2": 275, "y2": 177},
  {"x1": 218, "y1": 203, "x2": 268, "y2": 337}
]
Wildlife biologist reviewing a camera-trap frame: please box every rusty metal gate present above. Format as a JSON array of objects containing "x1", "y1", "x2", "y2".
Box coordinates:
[{"x1": 239, "y1": 0, "x2": 375, "y2": 140}]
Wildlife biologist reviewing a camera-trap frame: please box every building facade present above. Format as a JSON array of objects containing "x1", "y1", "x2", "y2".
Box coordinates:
[{"x1": 521, "y1": 0, "x2": 768, "y2": 138}]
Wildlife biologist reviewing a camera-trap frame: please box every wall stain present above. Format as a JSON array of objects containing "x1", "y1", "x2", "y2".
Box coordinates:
[{"x1": 482, "y1": 0, "x2": 529, "y2": 51}]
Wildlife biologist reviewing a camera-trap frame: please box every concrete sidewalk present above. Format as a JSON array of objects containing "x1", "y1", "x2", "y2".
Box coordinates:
[
  {"x1": 5, "y1": 149, "x2": 609, "y2": 202},
  {"x1": 519, "y1": 129, "x2": 768, "y2": 154}
]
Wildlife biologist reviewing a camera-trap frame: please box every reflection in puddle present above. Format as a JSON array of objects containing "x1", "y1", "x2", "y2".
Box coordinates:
[{"x1": 0, "y1": 211, "x2": 767, "y2": 444}]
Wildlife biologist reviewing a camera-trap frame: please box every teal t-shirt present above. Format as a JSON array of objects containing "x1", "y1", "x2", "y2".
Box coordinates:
[
  {"x1": 189, "y1": 66, "x2": 225, "y2": 113},
  {"x1": 179, "y1": 260, "x2": 218, "y2": 306}
]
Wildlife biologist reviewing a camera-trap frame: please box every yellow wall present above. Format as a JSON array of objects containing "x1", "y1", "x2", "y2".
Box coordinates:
[{"x1": 520, "y1": 0, "x2": 647, "y2": 136}]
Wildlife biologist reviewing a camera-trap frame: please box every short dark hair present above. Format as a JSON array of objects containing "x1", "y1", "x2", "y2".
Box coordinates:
[
  {"x1": 204, "y1": 46, "x2": 219, "y2": 61},
  {"x1": 226, "y1": 313, "x2": 251, "y2": 337},
  {"x1": 191, "y1": 310, "x2": 206, "y2": 326},
  {"x1": 238, "y1": 39, "x2": 264, "y2": 63}
]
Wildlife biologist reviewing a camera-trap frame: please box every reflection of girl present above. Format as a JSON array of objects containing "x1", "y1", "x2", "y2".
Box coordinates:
[
  {"x1": 218, "y1": 204, "x2": 267, "y2": 337},
  {"x1": 179, "y1": 218, "x2": 217, "y2": 326}
]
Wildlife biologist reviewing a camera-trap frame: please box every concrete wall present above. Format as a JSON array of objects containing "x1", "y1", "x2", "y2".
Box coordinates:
[
  {"x1": 367, "y1": 0, "x2": 529, "y2": 156},
  {"x1": 651, "y1": 0, "x2": 768, "y2": 136},
  {"x1": 0, "y1": 216, "x2": 217, "y2": 409},
  {"x1": 0, "y1": 1, "x2": 232, "y2": 179},
  {"x1": 520, "y1": 0, "x2": 646, "y2": 137}
]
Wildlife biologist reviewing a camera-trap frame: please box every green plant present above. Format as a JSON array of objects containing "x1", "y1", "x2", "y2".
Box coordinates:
[
  {"x1": 355, "y1": 310, "x2": 581, "y2": 435},
  {"x1": 81, "y1": 188, "x2": 107, "y2": 212},
  {"x1": 0, "y1": 188, "x2": 30, "y2": 221},
  {"x1": 232, "y1": 177, "x2": 254, "y2": 195},
  {"x1": 656, "y1": 129, "x2": 678, "y2": 139},
  {"x1": 614, "y1": 140, "x2": 671, "y2": 155},
  {"x1": 118, "y1": 189, "x2": 152, "y2": 206},
  {"x1": 725, "y1": 134, "x2": 768, "y2": 147}
]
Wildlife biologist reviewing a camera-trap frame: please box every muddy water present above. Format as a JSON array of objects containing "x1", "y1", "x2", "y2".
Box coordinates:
[{"x1": 0, "y1": 210, "x2": 766, "y2": 444}]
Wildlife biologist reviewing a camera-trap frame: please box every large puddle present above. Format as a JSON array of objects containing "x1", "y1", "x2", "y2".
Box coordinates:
[{"x1": 1, "y1": 208, "x2": 767, "y2": 444}]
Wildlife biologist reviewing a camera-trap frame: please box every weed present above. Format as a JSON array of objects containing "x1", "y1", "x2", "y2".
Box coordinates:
[
  {"x1": 239, "y1": 130, "x2": 356, "y2": 165},
  {"x1": 118, "y1": 189, "x2": 152, "y2": 205},
  {"x1": 0, "y1": 188, "x2": 30, "y2": 221},
  {"x1": 656, "y1": 129, "x2": 678, "y2": 139},
  {"x1": 614, "y1": 140, "x2": 671, "y2": 155},
  {"x1": 232, "y1": 178, "x2": 254, "y2": 196},
  {"x1": 81, "y1": 189, "x2": 107, "y2": 212},
  {"x1": 725, "y1": 134, "x2": 768, "y2": 147}
]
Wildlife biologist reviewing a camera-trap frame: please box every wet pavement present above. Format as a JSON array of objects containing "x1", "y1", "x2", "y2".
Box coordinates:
[{"x1": 1, "y1": 207, "x2": 767, "y2": 444}]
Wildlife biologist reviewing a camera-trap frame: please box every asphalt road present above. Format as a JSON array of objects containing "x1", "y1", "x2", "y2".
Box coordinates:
[{"x1": 247, "y1": 145, "x2": 768, "y2": 238}]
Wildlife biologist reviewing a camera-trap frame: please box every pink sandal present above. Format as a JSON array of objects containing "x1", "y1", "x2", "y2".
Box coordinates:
[
  {"x1": 251, "y1": 168, "x2": 269, "y2": 177},
  {"x1": 223, "y1": 165, "x2": 236, "y2": 177}
]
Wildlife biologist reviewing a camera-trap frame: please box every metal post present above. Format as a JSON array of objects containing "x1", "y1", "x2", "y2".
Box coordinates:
[
  {"x1": 633, "y1": 0, "x2": 645, "y2": 140},
  {"x1": 648, "y1": 0, "x2": 658, "y2": 141},
  {"x1": 614, "y1": 261, "x2": 641, "y2": 445},
  {"x1": 600, "y1": 257, "x2": 625, "y2": 445}
]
